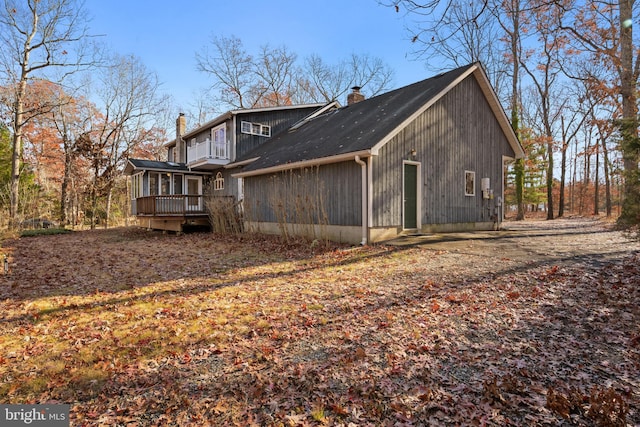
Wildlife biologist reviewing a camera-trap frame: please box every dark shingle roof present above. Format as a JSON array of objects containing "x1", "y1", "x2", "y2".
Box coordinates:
[
  {"x1": 124, "y1": 159, "x2": 189, "y2": 175},
  {"x1": 234, "y1": 63, "x2": 477, "y2": 175}
]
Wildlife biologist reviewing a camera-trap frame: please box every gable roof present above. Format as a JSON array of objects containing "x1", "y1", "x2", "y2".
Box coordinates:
[{"x1": 230, "y1": 63, "x2": 524, "y2": 178}]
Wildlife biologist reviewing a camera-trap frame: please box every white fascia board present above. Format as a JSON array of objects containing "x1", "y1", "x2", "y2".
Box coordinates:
[
  {"x1": 370, "y1": 65, "x2": 479, "y2": 156},
  {"x1": 231, "y1": 150, "x2": 372, "y2": 178}
]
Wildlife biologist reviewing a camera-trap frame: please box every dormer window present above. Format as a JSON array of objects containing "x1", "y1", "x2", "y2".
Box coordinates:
[{"x1": 241, "y1": 121, "x2": 271, "y2": 137}]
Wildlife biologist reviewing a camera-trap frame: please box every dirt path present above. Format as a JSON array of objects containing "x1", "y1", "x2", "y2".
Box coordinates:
[{"x1": 388, "y1": 217, "x2": 640, "y2": 268}]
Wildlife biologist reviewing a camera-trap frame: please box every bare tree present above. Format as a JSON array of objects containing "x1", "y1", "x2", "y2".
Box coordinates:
[
  {"x1": 196, "y1": 35, "x2": 395, "y2": 113},
  {"x1": 557, "y1": 90, "x2": 593, "y2": 218},
  {"x1": 385, "y1": 0, "x2": 528, "y2": 219},
  {"x1": 0, "y1": 0, "x2": 96, "y2": 227},
  {"x1": 252, "y1": 44, "x2": 298, "y2": 107},
  {"x1": 49, "y1": 81, "x2": 97, "y2": 225},
  {"x1": 519, "y1": 2, "x2": 571, "y2": 220},
  {"x1": 302, "y1": 54, "x2": 350, "y2": 102},
  {"x1": 347, "y1": 53, "x2": 395, "y2": 97},
  {"x1": 391, "y1": 0, "x2": 506, "y2": 89},
  {"x1": 76, "y1": 54, "x2": 162, "y2": 228},
  {"x1": 301, "y1": 53, "x2": 394, "y2": 103},
  {"x1": 557, "y1": 0, "x2": 640, "y2": 226},
  {"x1": 499, "y1": 0, "x2": 526, "y2": 220},
  {"x1": 195, "y1": 35, "x2": 258, "y2": 109}
]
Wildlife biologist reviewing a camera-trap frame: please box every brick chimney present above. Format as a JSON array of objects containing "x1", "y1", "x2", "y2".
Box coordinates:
[
  {"x1": 176, "y1": 113, "x2": 186, "y2": 163},
  {"x1": 347, "y1": 86, "x2": 365, "y2": 105}
]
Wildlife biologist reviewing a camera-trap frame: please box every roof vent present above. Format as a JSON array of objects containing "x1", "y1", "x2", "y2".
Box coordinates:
[{"x1": 347, "y1": 86, "x2": 365, "y2": 105}]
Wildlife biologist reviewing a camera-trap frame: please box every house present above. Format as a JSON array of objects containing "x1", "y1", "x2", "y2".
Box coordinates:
[
  {"x1": 227, "y1": 62, "x2": 525, "y2": 244},
  {"x1": 125, "y1": 103, "x2": 332, "y2": 232}
]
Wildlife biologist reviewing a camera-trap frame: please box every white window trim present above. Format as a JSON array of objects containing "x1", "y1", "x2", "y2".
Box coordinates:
[
  {"x1": 212, "y1": 124, "x2": 225, "y2": 143},
  {"x1": 403, "y1": 160, "x2": 422, "y2": 230},
  {"x1": 172, "y1": 173, "x2": 184, "y2": 195},
  {"x1": 149, "y1": 172, "x2": 160, "y2": 195},
  {"x1": 214, "y1": 172, "x2": 224, "y2": 191},
  {"x1": 241, "y1": 120, "x2": 271, "y2": 137},
  {"x1": 132, "y1": 172, "x2": 144, "y2": 199},
  {"x1": 186, "y1": 176, "x2": 203, "y2": 211},
  {"x1": 465, "y1": 170, "x2": 476, "y2": 196},
  {"x1": 186, "y1": 176, "x2": 202, "y2": 195}
]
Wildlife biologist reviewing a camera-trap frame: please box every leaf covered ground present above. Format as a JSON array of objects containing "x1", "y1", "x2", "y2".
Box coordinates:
[{"x1": 0, "y1": 219, "x2": 638, "y2": 426}]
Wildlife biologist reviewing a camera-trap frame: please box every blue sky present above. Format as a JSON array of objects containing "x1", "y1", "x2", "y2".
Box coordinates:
[{"x1": 87, "y1": 0, "x2": 433, "y2": 110}]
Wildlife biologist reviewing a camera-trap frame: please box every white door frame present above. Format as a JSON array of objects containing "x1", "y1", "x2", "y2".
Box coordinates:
[
  {"x1": 402, "y1": 160, "x2": 422, "y2": 230},
  {"x1": 186, "y1": 175, "x2": 203, "y2": 211}
]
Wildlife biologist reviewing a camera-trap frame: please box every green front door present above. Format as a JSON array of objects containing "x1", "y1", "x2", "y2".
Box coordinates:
[{"x1": 404, "y1": 163, "x2": 418, "y2": 229}]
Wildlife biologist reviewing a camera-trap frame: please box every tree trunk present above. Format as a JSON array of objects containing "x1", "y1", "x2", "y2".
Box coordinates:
[
  {"x1": 571, "y1": 137, "x2": 579, "y2": 213},
  {"x1": 618, "y1": 0, "x2": 640, "y2": 226},
  {"x1": 90, "y1": 188, "x2": 97, "y2": 230},
  {"x1": 581, "y1": 136, "x2": 591, "y2": 215},
  {"x1": 602, "y1": 135, "x2": 612, "y2": 217},
  {"x1": 546, "y1": 138, "x2": 554, "y2": 220},
  {"x1": 60, "y1": 145, "x2": 73, "y2": 224},
  {"x1": 510, "y1": 1, "x2": 525, "y2": 221},
  {"x1": 9, "y1": 77, "x2": 27, "y2": 228},
  {"x1": 593, "y1": 143, "x2": 599, "y2": 216},
  {"x1": 90, "y1": 170, "x2": 98, "y2": 230},
  {"x1": 559, "y1": 140, "x2": 567, "y2": 217},
  {"x1": 104, "y1": 187, "x2": 112, "y2": 229}
]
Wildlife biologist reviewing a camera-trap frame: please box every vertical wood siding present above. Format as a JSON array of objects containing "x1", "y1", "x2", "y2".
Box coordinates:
[
  {"x1": 372, "y1": 75, "x2": 515, "y2": 227},
  {"x1": 235, "y1": 107, "x2": 320, "y2": 158},
  {"x1": 206, "y1": 169, "x2": 239, "y2": 198},
  {"x1": 194, "y1": 106, "x2": 323, "y2": 200},
  {"x1": 186, "y1": 107, "x2": 320, "y2": 157},
  {"x1": 243, "y1": 161, "x2": 362, "y2": 226}
]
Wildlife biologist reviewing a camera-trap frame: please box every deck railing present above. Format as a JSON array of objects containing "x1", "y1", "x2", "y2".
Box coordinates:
[
  {"x1": 187, "y1": 139, "x2": 229, "y2": 164},
  {"x1": 135, "y1": 195, "x2": 205, "y2": 216}
]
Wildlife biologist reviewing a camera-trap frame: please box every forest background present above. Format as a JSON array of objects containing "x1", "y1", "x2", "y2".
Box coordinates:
[{"x1": 1, "y1": 0, "x2": 639, "y2": 230}]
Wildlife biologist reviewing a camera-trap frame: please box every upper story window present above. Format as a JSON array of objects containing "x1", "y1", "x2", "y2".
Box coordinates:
[
  {"x1": 212, "y1": 124, "x2": 225, "y2": 145},
  {"x1": 211, "y1": 124, "x2": 227, "y2": 159},
  {"x1": 241, "y1": 120, "x2": 271, "y2": 137}
]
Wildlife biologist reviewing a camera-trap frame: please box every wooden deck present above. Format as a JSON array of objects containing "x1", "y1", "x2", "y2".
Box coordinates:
[
  {"x1": 134, "y1": 195, "x2": 206, "y2": 216},
  {"x1": 133, "y1": 195, "x2": 209, "y2": 232}
]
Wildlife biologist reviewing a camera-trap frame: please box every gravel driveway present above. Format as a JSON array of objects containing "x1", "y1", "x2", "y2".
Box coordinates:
[{"x1": 388, "y1": 217, "x2": 640, "y2": 269}]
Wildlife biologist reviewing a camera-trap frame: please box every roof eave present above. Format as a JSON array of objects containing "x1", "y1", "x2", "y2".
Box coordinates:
[
  {"x1": 225, "y1": 157, "x2": 260, "y2": 169},
  {"x1": 124, "y1": 159, "x2": 213, "y2": 175},
  {"x1": 231, "y1": 150, "x2": 373, "y2": 178},
  {"x1": 124, "y1": 159, "x2": 137, "y2": 175},
  {"x1": 370, "y1": 63, "x2": 525, "y2": 160},
  {"x1": 182, "y1": 112, "x2": 233, "y2": 140},
  {"x1": 179, "y1": 104, "x2": 329, "y2": 141},
  {"x1": 472, "y1": 66, "x2": 525, "y2": 159},
  {"x1": 229, "y1": 102, "x2": 325, "y2": 115},
  {"x1": 370, "y1": 64, "x2": 479, "y2": 155}
]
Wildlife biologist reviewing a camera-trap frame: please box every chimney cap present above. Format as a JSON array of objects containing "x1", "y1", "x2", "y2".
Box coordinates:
[{"x1": 347, "y1": 86, "x2": 366, "y2": 105}]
